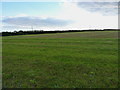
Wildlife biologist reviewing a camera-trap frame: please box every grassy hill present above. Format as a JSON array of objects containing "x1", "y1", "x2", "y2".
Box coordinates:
[{"x1": 2, "y1": 31, "x2": 118, "y2": 88}]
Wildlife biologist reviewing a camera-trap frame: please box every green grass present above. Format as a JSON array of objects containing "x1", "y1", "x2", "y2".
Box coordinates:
[{"x1": 2, "y1": 31, "x2": 118, "y2": 88}]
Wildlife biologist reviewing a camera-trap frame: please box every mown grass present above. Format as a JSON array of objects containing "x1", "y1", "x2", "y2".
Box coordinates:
[{"x1": 2, "y1": 31, "x2": 118, "y2": 88}]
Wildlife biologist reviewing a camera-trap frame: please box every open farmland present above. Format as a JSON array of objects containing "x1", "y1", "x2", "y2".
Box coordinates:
[{"x1": 2, "y1": 31, "x2": 119, "y2": 88}]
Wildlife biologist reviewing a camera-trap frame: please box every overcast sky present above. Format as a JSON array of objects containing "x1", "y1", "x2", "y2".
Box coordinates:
[{"x1": 1, "y1": 0, "x2": 119, "y2": 31}]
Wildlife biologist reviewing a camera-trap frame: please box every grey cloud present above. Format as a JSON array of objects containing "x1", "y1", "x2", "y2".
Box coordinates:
[
  {"x1": 77, "y1": 2, "x2": 118, "y2": 15},
  {"x1": 2, "y1": 16, "x2": 71, "y2": 27}
]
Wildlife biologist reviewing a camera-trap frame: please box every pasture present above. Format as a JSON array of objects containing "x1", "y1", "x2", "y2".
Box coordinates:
[{"x1": 2, "y1": 31, "x2": 118, "y2": 88}]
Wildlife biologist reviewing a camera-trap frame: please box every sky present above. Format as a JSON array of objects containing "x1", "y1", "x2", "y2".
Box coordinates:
[{"x1": 1, "y1": 0, "x2": 119, "y2": 31}]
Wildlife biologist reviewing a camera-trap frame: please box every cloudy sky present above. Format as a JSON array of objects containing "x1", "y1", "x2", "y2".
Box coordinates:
[{"x1": 1, "y1": 0, "x2": 119, "y2": 31}]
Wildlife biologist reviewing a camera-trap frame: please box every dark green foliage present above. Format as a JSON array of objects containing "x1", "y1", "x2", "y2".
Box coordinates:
[{"x1": 1, "y1": 29, "x2": 119, "y2": 36}]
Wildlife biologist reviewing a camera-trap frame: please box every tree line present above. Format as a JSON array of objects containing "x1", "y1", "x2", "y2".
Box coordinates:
[{"x1": 1, "y1": 29, "x2": 119, "y2": 36}]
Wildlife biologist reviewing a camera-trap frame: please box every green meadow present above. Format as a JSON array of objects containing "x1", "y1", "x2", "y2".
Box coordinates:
[{"x1": 2, "y1": 31, "x2": 118, "y2": 88}]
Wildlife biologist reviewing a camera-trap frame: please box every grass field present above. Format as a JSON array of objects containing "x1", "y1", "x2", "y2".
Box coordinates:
[{"x1": 2, "y1": 31, "x2": 119, "y2": 88}]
